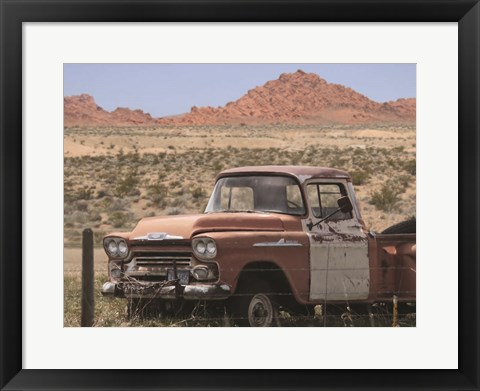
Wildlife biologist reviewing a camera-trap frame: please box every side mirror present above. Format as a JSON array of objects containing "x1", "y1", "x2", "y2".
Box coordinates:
[
  {"x1": 337, "y1": 196, "x2": 353, "y2": 214},
  {"x1": 308, "y1": 196, "x2": 353, "y2": 231}
]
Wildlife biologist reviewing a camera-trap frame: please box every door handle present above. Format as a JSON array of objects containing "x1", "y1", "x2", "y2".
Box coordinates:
[{"x1": 349, "y1": 224, "x2": 362, "y2": 228}]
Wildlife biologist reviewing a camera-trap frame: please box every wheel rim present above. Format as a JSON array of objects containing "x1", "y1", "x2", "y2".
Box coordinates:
[{"x1": 248, "y1": 294, "x2": 273, "y2": 327}]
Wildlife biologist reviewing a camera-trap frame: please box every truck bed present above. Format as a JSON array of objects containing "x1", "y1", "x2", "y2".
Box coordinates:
[{"x1": 369, "y1": 233, "x2": 416, "y2": 302}]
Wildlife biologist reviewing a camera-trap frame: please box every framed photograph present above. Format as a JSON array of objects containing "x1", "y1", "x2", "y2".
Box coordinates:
[{"x1": 1, "y1": 0, "x2": 478, "y2": 390}]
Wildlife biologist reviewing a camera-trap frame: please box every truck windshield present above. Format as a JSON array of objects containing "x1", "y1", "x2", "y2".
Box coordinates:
[{"x1": 205, "y1": 175, "x2": 305, "y2": 216}]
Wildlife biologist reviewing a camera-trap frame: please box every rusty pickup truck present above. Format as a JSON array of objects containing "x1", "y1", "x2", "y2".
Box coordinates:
[{"x1": 102, "y1": 166, "x2": 416, "y2": 326}]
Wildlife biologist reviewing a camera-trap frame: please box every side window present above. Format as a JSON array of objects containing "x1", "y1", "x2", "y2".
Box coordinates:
[
  {"x1": 306, "y1": 183, "x2": 352, "y2": 220},
  {"x1": 286, "y1": 184, "x2": 304, "y2": 212},
  {"x1": 220, "y1": 186, "x2": 254, "y2": 210}
]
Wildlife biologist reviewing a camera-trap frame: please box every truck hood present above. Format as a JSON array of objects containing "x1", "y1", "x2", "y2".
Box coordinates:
[{"x1": 128, "y1": 212, "x2": 285, "y2": 240}]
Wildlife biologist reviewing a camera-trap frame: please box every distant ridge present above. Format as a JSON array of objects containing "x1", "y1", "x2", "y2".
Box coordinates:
[
  {"x1": 64, "y1": 70, "x2": 415, "y2": 127},
  {"x1": 64, "y1": 94, "x2": 155, "y2": 127}
]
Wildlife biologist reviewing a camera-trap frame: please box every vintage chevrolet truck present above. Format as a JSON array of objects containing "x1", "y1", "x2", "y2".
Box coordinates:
[{"x1": 102, "y1": 166, "x2": 416, "y2": 326}]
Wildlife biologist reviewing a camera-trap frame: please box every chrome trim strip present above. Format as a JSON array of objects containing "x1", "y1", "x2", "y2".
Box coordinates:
[
  {"x1": 253, "y1": 239, "x2": 303, "y2": 247},
  {"x1": 133, "y1": 256, "x2": 192, "y2": 266},
  {"x1": 133, "y1": 232, "x2": 184, "y2": 241}
]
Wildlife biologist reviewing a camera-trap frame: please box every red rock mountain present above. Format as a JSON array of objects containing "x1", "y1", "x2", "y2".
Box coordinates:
[
  {"x1": 64, "y1": 94, "x2": 155, "y2": 127},
  {"x1": 64, "y1": 71, "x2": 415, "y2": 127}
]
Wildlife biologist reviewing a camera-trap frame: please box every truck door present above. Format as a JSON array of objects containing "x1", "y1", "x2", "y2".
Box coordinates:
[{"x1": 305, "y1": 180, "x2": 370, "y2": 301}]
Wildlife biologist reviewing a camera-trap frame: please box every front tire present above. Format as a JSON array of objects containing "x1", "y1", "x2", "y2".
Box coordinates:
[
  {"x1": 231, "y1": 280, "x2": 279, "y2": 327},
  {"x1": 248, "y1": 293, "x2": 277, "y2": 327}
]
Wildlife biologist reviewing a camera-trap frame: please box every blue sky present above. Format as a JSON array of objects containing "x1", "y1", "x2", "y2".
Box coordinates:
[{"x1": 64, "y1": 64, "x2": 416, "y2": 118}]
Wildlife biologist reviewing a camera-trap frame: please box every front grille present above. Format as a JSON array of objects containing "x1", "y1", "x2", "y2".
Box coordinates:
[
  {"x1": 133, "y1": 256, "x2": 191, "y2": 267},
  {"x1": 131, "y1": 251, "x2": 192, "y2": 268},
  {"x1": 129, "y1": 275, "x2": 168, "y2": 282},
  {"x1": 132, "y1": 240, "x2": 191, "y2": 247}
]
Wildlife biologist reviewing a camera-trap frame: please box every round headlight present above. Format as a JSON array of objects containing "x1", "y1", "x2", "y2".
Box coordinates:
[
  {"x1": 193, "y1": 238, "x2": 217, "y2": 259},
  {"x1": 107, "y1": 240, "x2": 118, "y2": 256},
  {"x1": 195, "y1": 241, "x2": 206, "y2": 254},
  {"x1": 206, "y1": 241, "x2": 216, "y2": 255},
  {"x1": 118, "y1": 240, "x2": 128, "y2": 255}
]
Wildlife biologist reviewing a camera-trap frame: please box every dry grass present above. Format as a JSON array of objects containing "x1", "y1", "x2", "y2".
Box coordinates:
[{"x1": 64, "y1": 247, "x2": 415, "y2": 327}]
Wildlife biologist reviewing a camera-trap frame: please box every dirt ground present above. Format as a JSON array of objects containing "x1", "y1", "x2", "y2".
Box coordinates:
[{"x1": 64, "y1": 125, "x2": 416, "y2": 157}]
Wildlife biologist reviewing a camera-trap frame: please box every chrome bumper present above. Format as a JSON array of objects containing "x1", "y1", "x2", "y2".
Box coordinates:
[
  {"x1": 101, "y1": 281, "x2": 231, "y2": 300},
  {"x1": 101, "y1": 282, "x2": 117, "y2": 297},
  {"x1": 183, "y1": 283, "x2": 231, "y2": 300}
]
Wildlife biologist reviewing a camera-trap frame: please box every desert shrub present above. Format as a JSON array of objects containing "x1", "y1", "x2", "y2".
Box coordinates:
[
  {"x1": 369, "y1": 184, "x2": 402, "y2": 212},
  {"x1": 328, "y1": 155, "x2": 348, "y2": 169},
  {"x1": 67, "y1": 186, "x2": 93, "y2": 201},
  {"x1": 212, "y1": 160, "x2": 224, "y2": 172},
  {"x1": 114, "y1": 171, "x2": 139, "y2": 197},
  {"x1": 191, "y1": 187, "x2": 206, "y2": 200},
  {"x1": 88, "y1": 210, "x2": 102, "y2": 222},
  {"x1": 64, "y1": 221, "x2": 74, "y2": 229},
  {"x1": 402, "y1": 159, "x2": 416, "y2": 176},
  {"x1": 96, "y1": 190, "x2": 107, "y2": 199},
  {"x1": 109, "y1": 211, "x2": 131, "y2": 228},
  {"x1": 70, "y1": 210, "x2": 90, "y2": 225},
  {"x1": 350, "y1": 170, "x2": 370, "y2": 186},
  {"x1": 167, "y1": 207, "x2": 184, "y2": 215},
  {"x1": 393, "y1": 174, "x2": 412, "y2": 192},
  {"x1": 75, "y1": 200, "x2": 89, "y2": 212},
  {"x1": 174, "y1": 187, "x2": 185, "y2": 196},
  {"x1": 102, "y1": 198, "x2": 128, "y2": 212},
  {"x1": 147, "y1": 183, "x2": 168, "y2": 207}
]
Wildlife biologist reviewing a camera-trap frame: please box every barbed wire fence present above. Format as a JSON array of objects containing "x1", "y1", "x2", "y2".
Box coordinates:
[{"x1": 73, "y1": 228, "x2": 415, "y2": 327}]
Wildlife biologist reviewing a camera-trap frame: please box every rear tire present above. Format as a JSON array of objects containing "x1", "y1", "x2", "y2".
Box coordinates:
[{"x1": 381, "y1": 219, "x2": 416, "y2": 234}]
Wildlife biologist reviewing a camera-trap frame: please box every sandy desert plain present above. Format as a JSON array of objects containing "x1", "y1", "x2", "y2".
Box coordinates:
[{"x1": 64, "y1": 123, "x2": 416, "y2": 326}]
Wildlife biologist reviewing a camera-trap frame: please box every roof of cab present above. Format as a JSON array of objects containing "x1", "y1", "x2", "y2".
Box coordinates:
[{"x1": 217, "y1": 165, "x2": 351, "y2": 183}]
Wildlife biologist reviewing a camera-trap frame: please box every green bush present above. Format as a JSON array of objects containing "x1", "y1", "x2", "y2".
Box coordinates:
[
  {"x1": 109, "y1": 211, "x2": 131, "y2": 228},
  {"x1": 350, "y1": 170, "x2": 370, "y2": 186},
  {"x1": 114, "y1": 171, "x2": 139, "y2": 197},
  {"x1": 402, "y1": 159, "x2": 416, "y2": 176},
  {"x1": 147, "y1": 183, "x2": 168, "y2": 207},
  {"x1": 191, "y1": 187, "x2": 206, "y2": 200},
  {"x1": 369, "y1": 184, "x2": 402, "y2": 212}
]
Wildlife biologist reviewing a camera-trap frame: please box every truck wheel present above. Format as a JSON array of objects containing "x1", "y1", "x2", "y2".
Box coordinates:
[
  {"x1": 248, "y1": 293, "x2": 277, "y2": 327},
  {"x1": 381, "y1": 218, "x2": 416, "y2": 234},
  {"x1": 232, "y1": 280, "x2": 279, "y2": 327}
]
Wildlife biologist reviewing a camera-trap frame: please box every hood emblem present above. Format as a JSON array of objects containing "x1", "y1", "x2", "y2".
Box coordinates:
[
  {"x1": 133, "y1": 232, "x2": 184, "y2": 241},
  {"x1": 148, "y1": 232, "x2": 167, "y2": 240}
]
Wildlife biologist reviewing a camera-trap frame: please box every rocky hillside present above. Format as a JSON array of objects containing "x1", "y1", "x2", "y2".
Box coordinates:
[
  {"x1": 64, "y1": 94, "x2": 155, "y2": 127},
  {"x1": 64, "y1": 71, "x2": 415, "y2": 127},
  {"x1": 160, "y1": 70, "x2": 415, "y2": 126}
]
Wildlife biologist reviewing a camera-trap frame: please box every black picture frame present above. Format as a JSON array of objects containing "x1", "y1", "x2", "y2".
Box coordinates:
[{"x1": 1, "y1": 1, "x2": 478, "y2": 390}]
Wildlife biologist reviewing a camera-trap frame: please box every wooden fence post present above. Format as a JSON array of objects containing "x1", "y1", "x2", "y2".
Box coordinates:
[
  {"x1": 392, "y1": 295, "x2": 399, "y2": 327},
  {"x1": 81, "y1": 228, "x2": 94, "y2": 327}
]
